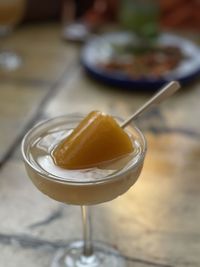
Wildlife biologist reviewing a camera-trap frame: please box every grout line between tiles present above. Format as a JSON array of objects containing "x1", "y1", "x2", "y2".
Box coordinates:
[{"x1": 0, "y1": 61, "x2": 80, "y2": 169}]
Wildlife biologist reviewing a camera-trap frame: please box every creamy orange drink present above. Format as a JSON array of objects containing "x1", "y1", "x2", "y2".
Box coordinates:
[{"x1": 23, "y1": 112, "x2": 146, "y2": 205}]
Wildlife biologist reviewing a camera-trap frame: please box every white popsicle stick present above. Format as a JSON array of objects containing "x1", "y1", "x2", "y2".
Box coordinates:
[{"x1": 121, "y1": 81, "x2": 181, "y2": 128}]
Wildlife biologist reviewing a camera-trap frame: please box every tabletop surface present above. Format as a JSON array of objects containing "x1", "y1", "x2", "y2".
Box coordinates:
[{"x1": 0, "y1": 23, "x2": 200, "y2": 267}]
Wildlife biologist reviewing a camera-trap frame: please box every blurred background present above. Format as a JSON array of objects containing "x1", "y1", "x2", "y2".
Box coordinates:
[
  {"x1": 23, "y1": 0, "x2": 200, "y2": 30},
  {"x1": 0, "y1": 0, "x2": 199, "y2": 72}
]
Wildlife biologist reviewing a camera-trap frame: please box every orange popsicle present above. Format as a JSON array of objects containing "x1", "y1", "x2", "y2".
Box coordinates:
[{"x1": 53, "y1": 111, "x2": 134, "y2": 169}]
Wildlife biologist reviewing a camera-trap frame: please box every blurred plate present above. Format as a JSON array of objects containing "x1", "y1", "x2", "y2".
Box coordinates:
[{"x1": 81, "y1": 32, "x2": 200, "y2": 89}]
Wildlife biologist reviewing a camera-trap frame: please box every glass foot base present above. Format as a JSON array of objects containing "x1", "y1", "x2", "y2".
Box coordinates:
[{"x1": 51, "y1": 240, "x2": 126, "y2": 267}]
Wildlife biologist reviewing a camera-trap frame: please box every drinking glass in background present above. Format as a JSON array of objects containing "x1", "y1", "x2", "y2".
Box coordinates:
[
  {"x1": 119, "y1": 0, "x2": 160, "y2": 43},
  {"x1": 0, "y1": 0, "x2": 26, "y2": 70}
]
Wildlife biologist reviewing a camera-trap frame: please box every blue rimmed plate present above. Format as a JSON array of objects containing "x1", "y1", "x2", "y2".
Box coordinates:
[{"x1": 81, "y1": 32, "x2": 200, "y2": 89}]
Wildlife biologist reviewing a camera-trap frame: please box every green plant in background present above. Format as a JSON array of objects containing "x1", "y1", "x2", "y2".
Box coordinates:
[{"x1": 119, "y1": 0, "x2": 160, "y2": 43}]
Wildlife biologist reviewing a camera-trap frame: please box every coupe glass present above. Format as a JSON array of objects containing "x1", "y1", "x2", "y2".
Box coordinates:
[
  {"x1": 21, "y1": 114, "x2": 147, "y2": 267},
  {"x1": 0, "y1": 0, "x2": 25, "y2": 70}
]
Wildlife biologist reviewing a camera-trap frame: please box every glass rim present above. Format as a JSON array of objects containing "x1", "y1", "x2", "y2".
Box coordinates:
[{"x1": 21, "y1": 113, "x2": 147, "y2": 185}]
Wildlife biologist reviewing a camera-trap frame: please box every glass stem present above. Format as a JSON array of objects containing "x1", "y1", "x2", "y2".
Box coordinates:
[{"x1": 81, "y1": 205, "x2": 93, "y2": 256}]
